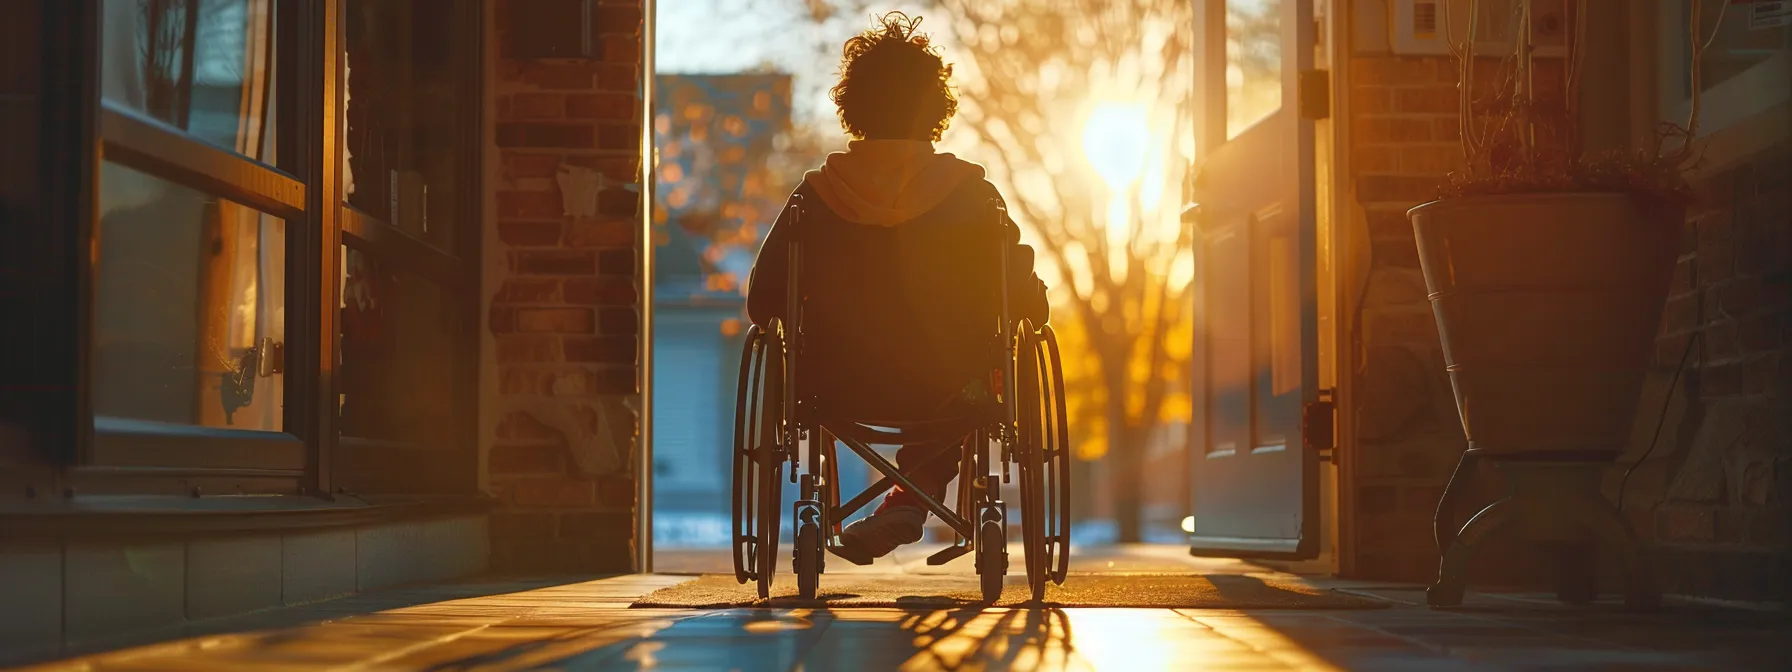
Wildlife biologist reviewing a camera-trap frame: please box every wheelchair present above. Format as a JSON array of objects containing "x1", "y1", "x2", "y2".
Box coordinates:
[{"x1": 730, "y1": 196, "x2": 1073, "y2": 602}]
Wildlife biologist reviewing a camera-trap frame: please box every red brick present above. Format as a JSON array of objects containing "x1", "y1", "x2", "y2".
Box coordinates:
[
  {"x1": 1737, "y1": 313, "x2": 1779, "y2": 353},
  {"x1": 566, "y1": 92, "x2": 635, "y2": 120},
  {"x1": 1352, "y1": 56, "x2": 1445, "y2": 86},
  {"x1": 1660, "y1": 294, "x2": 1699, "y2": 335},
  {"x1": 1354, "y1": 117, "x2": 1434, "y2": 144},
  {"x1": 1703, "y1": 361, "x2": 1743, "y2": 396},
  {"x1": 598, "y1": 188, "x2": 637, "y2": 216},
  {"x1": 500, "y1": 368, "x2": 553, "y2": 394},
  {"x1": 595, "y1": 63, "x2": 636, "y2": 91},
  {"x1": 597, "y1": 476, "x2": 637, "y2": 510},
  {"x1": 601, "y1": 34, "x2": 639, "y2": 63},
  {"x1": 496, "y1": 122, "x2": 596, "y2": 149},
  {"x1": 503, "y1": 152, "x2": 563, "y2": 181},
  {"x1": 1433, "y1": 118, "x2": 1462, "y2": 142},
  {"x1": 564, "y1": 276, "x2": 636, "y2": 305},
  {"x1": 559, "y1": 511, "x2": 633, "y2": 539},
  {"x1": 496, "y1": 334, "x2": 561, "y2": 364},
  {"x1": 516, "y1": 307, "x2": 595, "y2": 333},
  {"x1": 497, "y1": 410, "x2": 564, "y2": 440},
  {"x1": 1395, "y1": 86, "x2": 1460, "y2": 114},
  {"x1": 1401, "y1": 145, "x2": 1464, "y2": 176},
  {"x1": 490, "y1": 512, "x2": 557, "y2": 540},
  {"x1": 597, "y1": 123, "x2": 638, "y2": 151},
  {"x1": 499, "y1": 221, "x2": 564, "y2": 246},
  {"x1": 566, "y1": 155, "x2": 639, "y2": 180},
  {"x1": 512, "y1": 478, "x2": 597, "y2": 507},
  {"x1": 495, "y1": 278, "x2": 561, "y2": 303},
  {"x1": 514, "y1": 62, "x2": 594, "y2": 90},
  {"x1": 592, "y1": 367, "x2": 636, "y2": 395},
  {"x1": 1353, "y1": 145, "x2": 1400, "y2": 174},
  {"x1": 594, "y1": 6, "x2": 644, "y2": 35},
  {"x1": 598, "y1": 307, "x2": 637, "y2": 334},
  {"x1": 565, "y1": 220, "x2": 634, "y2": 247},
  {"x1": 513, "y1": 250, "x2": 597, "y2": 275},
  {"x1": 509, "y1": 92, "x2": 564, "y2": 119},
  {"x1": 1352, "y1": 86, "x2": 1392, "y2": 114},
  {"x1": 1704, "y1": 321, "x2": 1738, "y2": 361},
  {"x1": 1698, "y1": 242, "x2": 1736, "y2": 283},
  {"x1": 598, "y1": 249, "x2": 635, "y2": 276},
  {"x1": 489, "y1": 306, "x2": 518, "y2": 334},
  {"x1": 497, "y1": 190, "x2": 562, "y2": 219},
  {"x1": 490, "y1": 444, "x2": 566, "y2": 474},
  {"x1": 1357, "y1": 175, "x2": 1441, "y2": 204},
  {"x1": 1741, "y1": 354, "x2": 1781, "y2": 393},
  {"x1": 564, "y1": 336, "x2": 635, "y2": 363}
]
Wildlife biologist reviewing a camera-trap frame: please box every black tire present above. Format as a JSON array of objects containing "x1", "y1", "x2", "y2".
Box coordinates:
[
  {"x1": 752, "y1": 321, "x2": 790, "y2": 599},
  {"x1": 978, "y1": 520, "x2": 1006, "y2": 603},
  {"x1": 796, "y1": 519, "x2": 821, "y2": 601},
  {"x1": 1015, "y1": 325, "x2": 1048, "y2": 602},
  {"x1": 1041, "y1": 325, "x2": 1073, "y2": 585}
]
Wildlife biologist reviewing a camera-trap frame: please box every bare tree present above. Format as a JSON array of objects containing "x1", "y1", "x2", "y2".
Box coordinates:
[{"x1": 916, "y1": 0, "x2": 1195, "y2": 542}]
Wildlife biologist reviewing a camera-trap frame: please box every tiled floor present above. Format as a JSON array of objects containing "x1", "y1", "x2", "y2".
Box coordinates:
[{"x1": 16, "y1": 548, "x2": 1791, "y2": 671}]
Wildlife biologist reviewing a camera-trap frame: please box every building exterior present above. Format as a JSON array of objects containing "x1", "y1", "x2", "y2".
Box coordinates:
[{"x1": 0, "y1": 0, "x2": 1786, "y2": 664}]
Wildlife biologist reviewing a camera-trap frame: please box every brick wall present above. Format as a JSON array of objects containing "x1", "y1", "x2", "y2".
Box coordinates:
[
  {"x1": 482, "y1": 0, "x2": 645, "y2": 573},
  {"x1": 1344, "y1": 40, "x2": 1791, "y2": 600},
  {"x1": 1626, "y1": 141, "x2": 1791, "y2": 602}
]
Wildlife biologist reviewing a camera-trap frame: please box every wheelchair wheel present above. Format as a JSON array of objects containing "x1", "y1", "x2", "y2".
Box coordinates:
[
  {"x1": 1015, "y1": 325, "x2": 1049, "y2": 602},
  {"x1": 795, "y1": 476, "x2": 822, "y2": 602},
  {"x1": 1040, "y1": 325, "x2": 1073, "y2": 585},
  {"x1": 731, "y1": 323, "x2": 787, "y2": 598}
]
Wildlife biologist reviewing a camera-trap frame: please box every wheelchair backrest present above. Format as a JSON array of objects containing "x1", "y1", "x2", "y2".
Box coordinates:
[{"x1": 786, "y1": 184, "x2": 1009, "y2": 419}]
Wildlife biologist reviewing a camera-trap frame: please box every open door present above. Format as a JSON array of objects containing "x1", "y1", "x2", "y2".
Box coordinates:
[{"x1": 1187, "y1": 0, "x2": 1323, "y2": 559}]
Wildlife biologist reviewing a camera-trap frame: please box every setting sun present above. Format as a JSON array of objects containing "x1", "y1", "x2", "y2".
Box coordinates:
[{"x1": 1081, "y1": 102, "x2": 1152, "y2": 192}]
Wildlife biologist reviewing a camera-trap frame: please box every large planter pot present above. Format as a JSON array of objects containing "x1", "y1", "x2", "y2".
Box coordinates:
[{"x1": 1407, "y1": 193, "x2": 1683, "y2": 459}]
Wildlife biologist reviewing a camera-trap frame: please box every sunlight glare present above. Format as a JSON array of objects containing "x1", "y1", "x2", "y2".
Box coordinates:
[{"x1": 1081, "y1": 102, "x2": 1152, "y2": 192}]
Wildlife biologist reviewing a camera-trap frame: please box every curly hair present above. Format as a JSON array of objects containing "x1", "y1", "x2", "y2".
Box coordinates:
[{"x1": 829, "y1": 12, "x2": 957, "y2": 142}]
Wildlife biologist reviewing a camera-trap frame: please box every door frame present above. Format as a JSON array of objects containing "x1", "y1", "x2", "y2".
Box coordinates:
[{"x1": 636, "y1": 0, "x2": 659, "y2": 574}]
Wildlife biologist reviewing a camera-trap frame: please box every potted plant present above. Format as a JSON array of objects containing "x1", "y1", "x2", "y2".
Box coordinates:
[{"x1": 1409, "y1": 0, "x2": 1715, "y2": 608}]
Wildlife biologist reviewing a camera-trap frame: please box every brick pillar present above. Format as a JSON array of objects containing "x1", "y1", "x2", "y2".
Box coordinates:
[{"x1": 483, "y1": 0, "x2": 645, "y2": 573}]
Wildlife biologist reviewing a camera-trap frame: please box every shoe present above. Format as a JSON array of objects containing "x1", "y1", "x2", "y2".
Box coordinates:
[{"x1": 834, "y1": 506, "x2": 927, "y2": 565}]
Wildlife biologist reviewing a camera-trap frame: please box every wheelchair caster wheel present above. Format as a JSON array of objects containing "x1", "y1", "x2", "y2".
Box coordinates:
[
  {"x1": 795, "y1": 519, "x2": 821, "y2": 601},
  {"x1": 976, "y1": 520, "x2": 1006, "y2": 603}
]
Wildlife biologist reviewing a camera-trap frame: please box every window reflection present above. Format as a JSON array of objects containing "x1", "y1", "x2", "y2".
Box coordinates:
[
  {"x1": 343, "y1": 0, "x2": 467, "y2": 250},
  {"x1": 94, "y1": 161, "x2": 286, "y2": 430},
  {"x1": 1683, "y1": 0, "x2": 1791, "y2": 96},
  {"x1": 338, "y1": 246, "x2": 459, "y2": 445},
  {"x1": 100, "y1": 0, "x2": 279, "y2": 163},
  {"x1": 1225, "y1": 0, "x2": 1282, "y2": 138}
]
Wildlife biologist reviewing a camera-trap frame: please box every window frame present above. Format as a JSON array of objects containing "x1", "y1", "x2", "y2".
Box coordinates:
[
  {"x1": 69, "y1": 0, "x2": 484, "y2": 499},
  {"x1": 1655, "y1": 0, "x2": 1792, "y2": 136}
]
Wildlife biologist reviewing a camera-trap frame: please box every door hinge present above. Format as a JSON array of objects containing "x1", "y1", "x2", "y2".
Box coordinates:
[
  {"x1": 1303, "y1": 389, "x2": 1336, "y2": 461},
  {"x1": 1298, "y1": 69, "x2": 1331, "y2": 120},
  {"x1": 256, "y1": 338, "x2": 285, "y2": 377}
]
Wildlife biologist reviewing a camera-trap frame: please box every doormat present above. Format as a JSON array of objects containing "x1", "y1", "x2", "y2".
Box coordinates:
[{"x1": 631, "y1": 573, "x2": 1390, "y2": 609}]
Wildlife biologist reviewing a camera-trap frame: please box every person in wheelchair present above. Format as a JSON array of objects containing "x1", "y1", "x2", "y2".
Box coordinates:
[{"x1": 744, "y1": 12, "x2": 1050, "y2": 565}]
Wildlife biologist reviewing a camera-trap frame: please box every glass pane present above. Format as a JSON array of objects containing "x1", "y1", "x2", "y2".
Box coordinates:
[
  {"x1": 1225, "y1": 0, "x2": 1283, "y2": 138},
  {"x1": 339, "y1": 246, "x2": 460, "y2": 445},
  {"x1": 94, "y1": 161, "x2": 286, "y2": 430},
  {"x1": 100, "y1": 0, "x2": 280, "y2": 163},
  {"x1": 1205, "y1": 230, "x2": 1250, "y2": 456},
  {"x1": 343, "y1": 0, "x2": 468, "y2": 251},
  {"x1": 1684, "y1": 0, "x2": 1792, "y2": 96}
]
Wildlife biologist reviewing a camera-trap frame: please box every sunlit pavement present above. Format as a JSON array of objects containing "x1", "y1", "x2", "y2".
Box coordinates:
[{"x1": 16, "y1": 547, "x2": 1789, "y2": 671}]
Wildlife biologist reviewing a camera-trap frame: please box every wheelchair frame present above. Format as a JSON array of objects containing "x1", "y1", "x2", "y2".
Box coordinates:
[{"x1": 730, "y1": 195, "x2": 1072, "y2": 602}]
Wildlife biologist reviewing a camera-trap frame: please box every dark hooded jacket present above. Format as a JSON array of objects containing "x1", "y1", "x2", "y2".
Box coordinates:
[{"x1": 745, "y1": 140, "x2": 1050, "y2": 420}]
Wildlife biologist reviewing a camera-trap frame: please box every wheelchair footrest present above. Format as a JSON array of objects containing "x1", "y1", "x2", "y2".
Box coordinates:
[
  {"x1": 926, "y1": 543, "x2": 973, "y2": 566},
  {"x1": 824, "y1": 541, "x2": 876, "y2": 567}
]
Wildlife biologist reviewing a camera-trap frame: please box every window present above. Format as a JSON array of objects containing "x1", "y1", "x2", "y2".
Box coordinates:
[
  {"x1": 73, "y1": 0, "x2": 482, "y2": 496},
  {"x1": 1225, "y1": 0, "x2": 1283, "y2": 138},
  {"x1": 336, "y1": 0, "x2": 481, "y2": 493},
  {"x1": 1658, "y1": 0, "x2": 1792, "y2": 134}
]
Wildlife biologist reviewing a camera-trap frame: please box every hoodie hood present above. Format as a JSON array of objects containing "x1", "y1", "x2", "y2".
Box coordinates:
[{"x1": 802, "y1": 140, "x2": 985, "y2": 227}]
